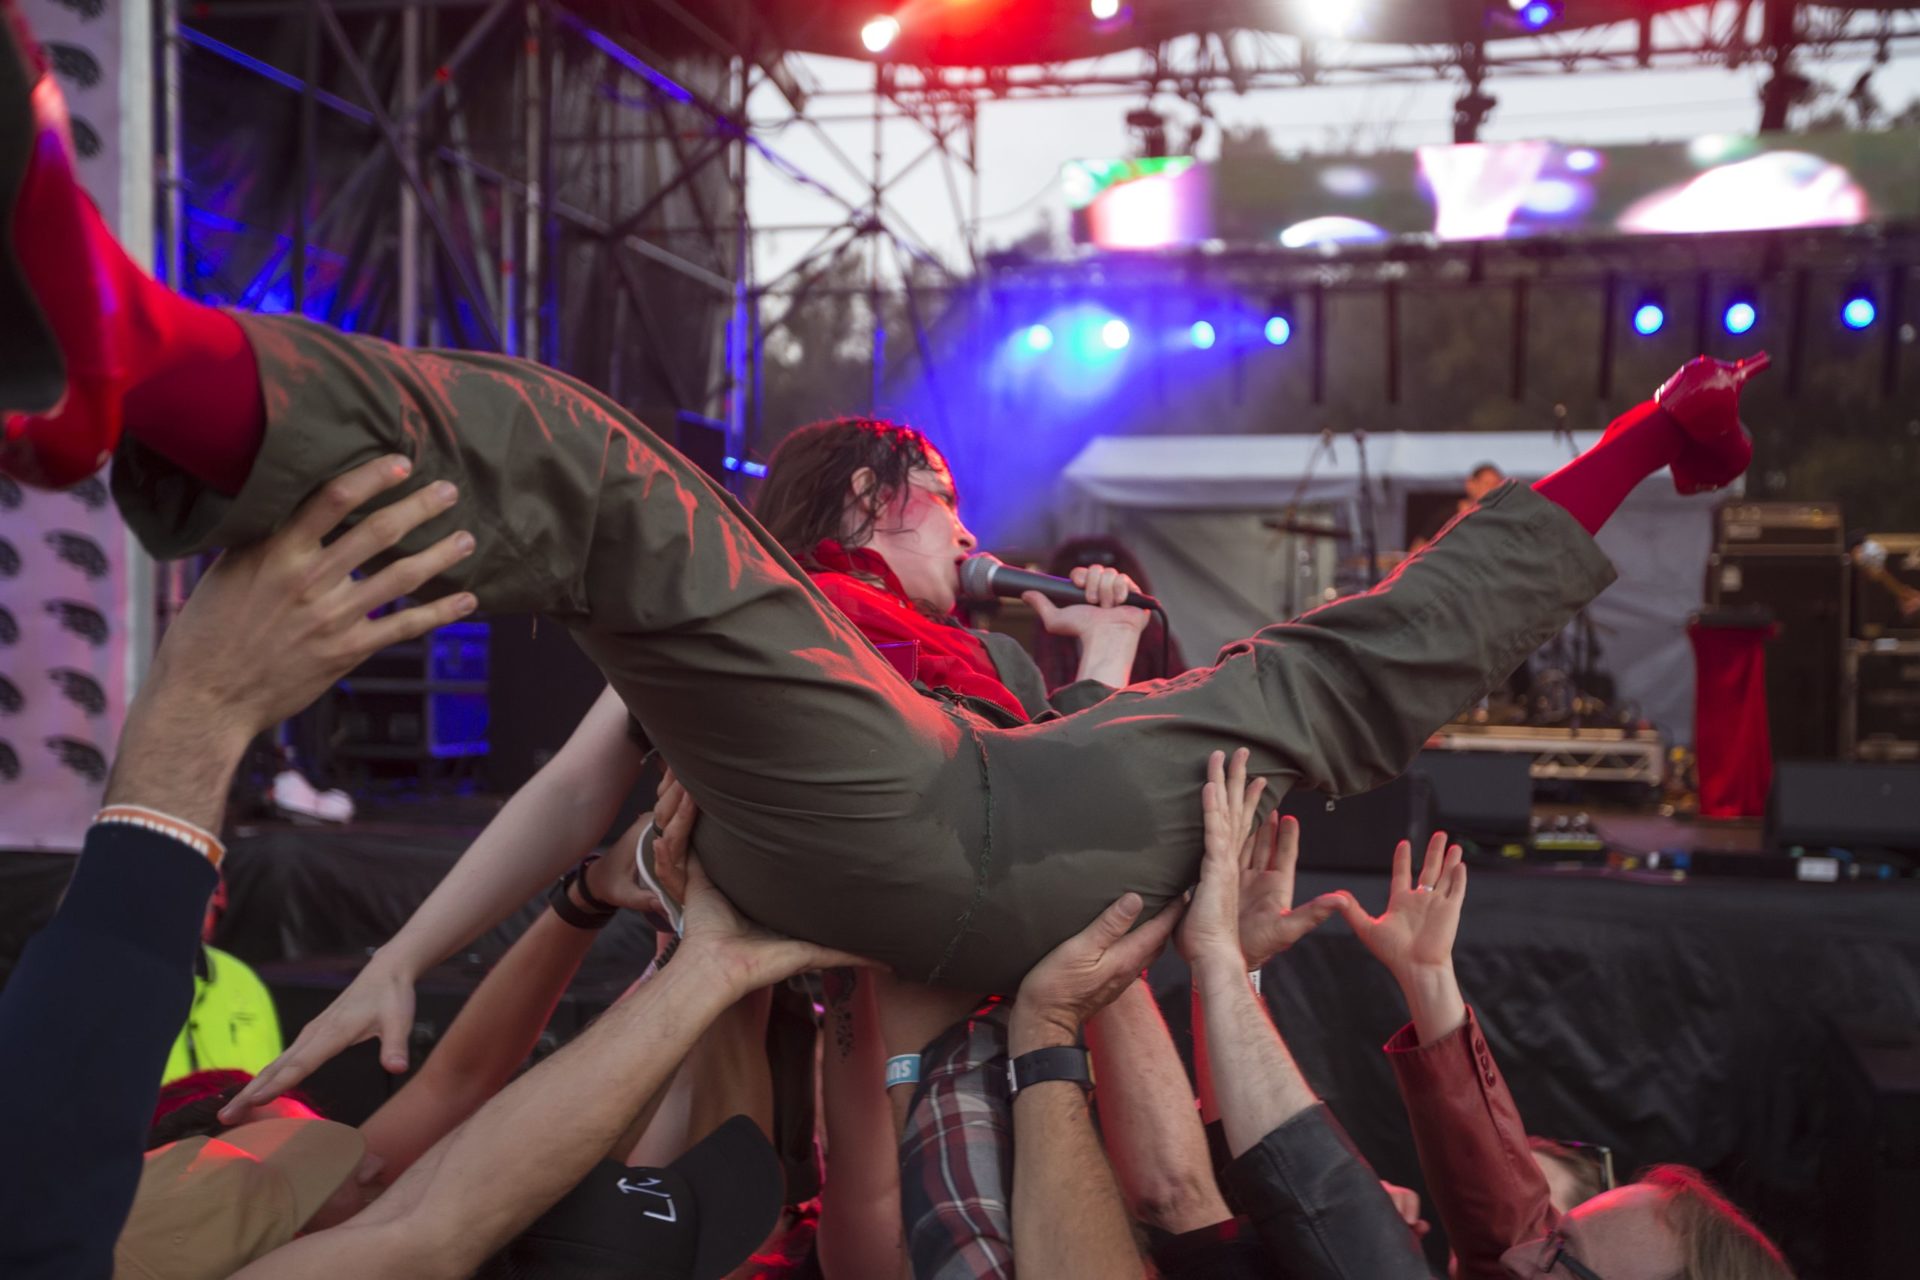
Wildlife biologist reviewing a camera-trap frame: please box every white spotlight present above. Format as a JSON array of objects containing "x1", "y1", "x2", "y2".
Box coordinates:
[
  {"x1": 861, "y1": 15, "x2": 900, "y2": 54},
  {"x1": 1090, "y1": 0, "x2": 1121, "y2": 19},
  {"x1": 1307, "y1": 0, "x2": 1363, "y2": 37}
]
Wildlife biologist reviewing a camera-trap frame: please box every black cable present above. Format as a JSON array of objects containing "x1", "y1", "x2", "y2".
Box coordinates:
[{"x1": 1150, "y1": 605, "x2": 1172, "y2": 679}]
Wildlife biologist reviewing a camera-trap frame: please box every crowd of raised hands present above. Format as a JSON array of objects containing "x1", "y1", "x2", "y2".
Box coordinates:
[{"x1": 0, "y1": 456, "x2": 1795, "y2": 1280}]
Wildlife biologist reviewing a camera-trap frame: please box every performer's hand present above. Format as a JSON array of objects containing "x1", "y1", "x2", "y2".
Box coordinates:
[
  {"x1": 1333, "y1": 831, "x2": 1466, "y2": 984},
  {"x1": 1013, "y1": 893, "x2": 1184, "y2": 1051},
  {"x1": 1236, "y1": 809, "x2": 1347, "y2": 971},
  {"x1": 1022, "y1": 564, "x2": 1150, "y2": 640}
]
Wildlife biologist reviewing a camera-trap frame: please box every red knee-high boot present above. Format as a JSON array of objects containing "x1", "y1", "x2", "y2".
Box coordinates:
[
  {"x1": 1533, "y1": 353, "x2": 1769, "y2": 536},
  {"x1": 2, "y1": 3, "x2": 262, "y2": 492}
]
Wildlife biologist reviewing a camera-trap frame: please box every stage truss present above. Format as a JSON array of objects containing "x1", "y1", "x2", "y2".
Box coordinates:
[
  {"x1": 1430, "y1": 725, "x2": 1668, "y2": 785},
  {"x1": 151, "y1": 1, "x2": 1920, "y2": 478}
]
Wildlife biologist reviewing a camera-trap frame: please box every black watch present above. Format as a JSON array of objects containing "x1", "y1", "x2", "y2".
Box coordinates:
[
  {"x1": 1006, "y1": 1046, "x2": 1094, "y2": 1099},
  {"x1": 549, "y1": 865, "x2": 614, "y2": 931}
]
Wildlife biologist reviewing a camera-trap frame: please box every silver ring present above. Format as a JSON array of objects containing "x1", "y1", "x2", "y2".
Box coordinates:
[{"x1": 1413, "y1": 884, "x2": 1434, "y2": 893}]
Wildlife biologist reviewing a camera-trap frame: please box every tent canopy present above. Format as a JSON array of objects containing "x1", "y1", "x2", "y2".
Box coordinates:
[{"x1": 1059, "y1": 431, "x2": 1728, "y2": 745}]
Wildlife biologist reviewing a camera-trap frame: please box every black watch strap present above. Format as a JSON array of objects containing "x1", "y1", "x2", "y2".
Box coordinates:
[
  {"x1": 1006, "y1": 1046, "x2": 1094, "y2": 1099},
  {"x1": 572, "y1": 854, "x2": 616, "y2": 915},
  {"x1": 550, "y1": 868, "x2": 614, "y2": 930}
]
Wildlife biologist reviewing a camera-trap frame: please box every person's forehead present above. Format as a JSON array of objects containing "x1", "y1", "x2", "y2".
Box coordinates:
[{"x1": 908, "y1": 460, "x2": 954, "y2": 491}]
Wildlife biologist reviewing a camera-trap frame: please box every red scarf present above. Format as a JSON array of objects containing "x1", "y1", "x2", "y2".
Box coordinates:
[{"x1": 807, "y1": 540, "x2": 1028, "y2": 721}]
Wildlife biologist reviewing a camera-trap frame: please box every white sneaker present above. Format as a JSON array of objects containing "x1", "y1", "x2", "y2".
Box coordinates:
[{"x1": 272, "y1": 770, "x2": 355, "y2": 824}]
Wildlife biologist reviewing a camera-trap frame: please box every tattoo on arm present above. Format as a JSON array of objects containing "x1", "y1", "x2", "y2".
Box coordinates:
[{"x1": 822, "y1": 967, "x2": 857, "y2": 1061}]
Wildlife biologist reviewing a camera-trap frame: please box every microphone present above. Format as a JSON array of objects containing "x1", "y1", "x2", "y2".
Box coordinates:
[{"x1": 959, "y1": 554, "x2": 1161, "y2": 610}]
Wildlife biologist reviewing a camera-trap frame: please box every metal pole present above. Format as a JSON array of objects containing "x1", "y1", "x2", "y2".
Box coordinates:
[
  {"x1": 868, "y1": 61, "x2": 885, "y2": 414},
  {"x1": 295, "y1": 0, "x2": 319, "y2": 314},
  {"x1": 727, "y1": 51, "x2": 751, "y2": 473},
  {"x1": 161, "y1": 0, "x2": 185, "y2": 289},
  {"x1": 398, "y1": 1, "x2": 421, "y2": 345},
  {"x1": 523, "y1": 1, "x2": 543, "y2": 361}
]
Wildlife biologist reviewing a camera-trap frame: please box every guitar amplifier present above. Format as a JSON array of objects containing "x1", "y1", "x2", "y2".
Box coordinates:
[
  {"x1": 1845, "y1": 641, "x2": 1920, "y2": 763},
  {"x1": 1856, "y1": 534, "x2": 1920, "y2": 641},
  {"x1": 1716, "y1": 501, "x2": 1844, "y2": 554},
  {"x1": 1709, "y1": 551, "x2": 1848, "y2": 760}
]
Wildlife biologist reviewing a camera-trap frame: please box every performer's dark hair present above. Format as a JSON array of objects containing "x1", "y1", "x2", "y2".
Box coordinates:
[{"x1": 757, "y1": 417, "x2": 945, "y2": 569}]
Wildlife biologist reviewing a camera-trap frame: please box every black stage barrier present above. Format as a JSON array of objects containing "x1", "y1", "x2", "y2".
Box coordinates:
[{"x1": 4, "y1": 830, "x2": 1919, "y2": 1275}]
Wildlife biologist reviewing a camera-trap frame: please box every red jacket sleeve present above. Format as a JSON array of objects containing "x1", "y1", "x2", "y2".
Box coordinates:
[{"x1": 1382, "y1": 1007, "x2": 1557, "y2": 1280}]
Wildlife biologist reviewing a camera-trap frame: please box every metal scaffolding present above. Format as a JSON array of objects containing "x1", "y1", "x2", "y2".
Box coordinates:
[
  {"x1": 160, "y1": 0, "x2": 990, "y2": 476},
  {"x1": 159, "y1": 0, "x2": 1920, "y2": 472}
]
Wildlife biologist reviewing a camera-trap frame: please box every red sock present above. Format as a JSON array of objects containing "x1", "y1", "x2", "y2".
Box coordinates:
[
  {"x1": 1532, "y1": 400, "x2": 1685, "y2": 536},
  {"x1": 85, "y1": 205, "x2": 265, "y2": 495}
]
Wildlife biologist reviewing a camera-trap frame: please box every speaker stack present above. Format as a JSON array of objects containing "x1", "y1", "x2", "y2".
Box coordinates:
[
  {"x1": 1847, "y1": 533, "x2": 1920, "y2": 764},
  {"x1": 1707, "y1": 502, "x2": 1849, "y2": 761}
]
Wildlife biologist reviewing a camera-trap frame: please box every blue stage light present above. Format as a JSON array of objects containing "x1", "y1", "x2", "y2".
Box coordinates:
[
  {"x1": 1101, "y1": 319, "x2": 1131, "y2": 350},
  {"x1": 1519, "y1": 1, "x2": 1558, "y2": 29},
  {"x1": 1632, "y1": 302, "x2": 1665, "y2": 336},
  {"x1": 1843, "y1": 295, "x2": 1877, "y2": 330},
  {"x1": 1189, "y1": 320, "x2": 1217, "y2": 349},
  {"x1": 1264, "y1": 316, "x2": 1292, "y2": 346},
  {"x1": 1723, "y1": 300, "x2": 1757, "y2": 336},
  {"x1": 1023, "y1": 323, "x2": 1055, "y2": 353}
]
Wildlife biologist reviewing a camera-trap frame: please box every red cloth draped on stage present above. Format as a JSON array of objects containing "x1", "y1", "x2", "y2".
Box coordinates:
[{"x1": 1688, "y1": 621, "x2": 1775, "y2": 819}]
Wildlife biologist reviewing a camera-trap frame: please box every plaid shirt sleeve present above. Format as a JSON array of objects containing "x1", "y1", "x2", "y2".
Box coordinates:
[{"x1": 898, "y1": 1002, "x2": 1017, "y2": 1280}]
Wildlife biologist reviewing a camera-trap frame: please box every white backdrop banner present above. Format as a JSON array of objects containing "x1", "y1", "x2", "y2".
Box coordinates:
[{"x1": 1, "y1": 0, "x2": 150, "y2": 851}]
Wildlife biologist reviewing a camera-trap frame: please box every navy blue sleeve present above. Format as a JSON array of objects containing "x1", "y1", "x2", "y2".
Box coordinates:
[{"x1": 0, "y1": 823, "x2": 217, "y2": 1280}]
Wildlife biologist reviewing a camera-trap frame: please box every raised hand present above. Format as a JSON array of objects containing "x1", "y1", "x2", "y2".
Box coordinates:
[
  {"x1": 147, "y1": 455, "x2": 476, "y2": 744},
  {"x1": 1178, "y1": 748, "x2": 1263, "y2": 968},
  {"x1": 1015, "y1": 893, "x2": 1185, "y2": 1048},
  {"x1": 1236, "y1": 810, "x2": 1348, "y2": 971},
  {"x1": 677, "y1": 856, "x2": 880, "y2": 994},
  {"x1": 1334, "y1": 831, "x2": 1466, "y2": 982}
]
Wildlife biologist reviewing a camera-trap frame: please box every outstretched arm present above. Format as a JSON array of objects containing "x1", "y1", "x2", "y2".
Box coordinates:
[
  {"x1": 0, "y1": 457, "x2": 474, "y2": 1280},
  {"x1": 1337, "y1": 833, "x2": 1555, "y2": 1280},
  {"x1": 1010, "y1": 892, "x2": 1184, "y2": 1280},
  {"x1": 815, "y1": 969, "x2": 909, "y2": 1280},
  {"x1": 1181, "y1": 751, "x2": 1428, "y2": 1280},
  {"x1": 351, "y1": 804, "x2": 682, "y2": 1190},
  {"x1": 223, "y1": 683, "x2": 647, "y2": 1118},
  {"x1": 1085, "y1": 979, "x2": 1231, "y2": 1235},
  {"x1": 235, "y1": 860, "x2": 874, "y2": 1280}
]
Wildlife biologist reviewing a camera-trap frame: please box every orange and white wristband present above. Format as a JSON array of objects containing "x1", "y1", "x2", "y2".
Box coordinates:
[{"x1": 91, "y1": 805, "x2": 226, "y2": 869}]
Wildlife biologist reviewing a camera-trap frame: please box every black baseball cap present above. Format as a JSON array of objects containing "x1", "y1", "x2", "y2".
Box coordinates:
[{"x1": 477, "y1": 1115, "x2": 784, "y2": 1280}]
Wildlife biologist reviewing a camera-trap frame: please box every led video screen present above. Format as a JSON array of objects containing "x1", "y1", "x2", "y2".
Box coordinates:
[{"x1": 1065, "y1": 132, "x2": 1920, "y2": 250}]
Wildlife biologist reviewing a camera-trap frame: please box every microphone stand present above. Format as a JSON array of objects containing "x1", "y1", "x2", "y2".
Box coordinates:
[
  {"x1": 1552, "y1": 402, "x2": 1579, "y2": 460},
  {"x1": 1352, "y1": 427, "x2": 1382, "y2": 590},
  {"x1": 1275, "y1": 428, "x2": 1339, "y2": 618}
]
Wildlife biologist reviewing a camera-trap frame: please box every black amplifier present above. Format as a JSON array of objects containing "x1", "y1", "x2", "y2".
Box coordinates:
[
  {"x1": 1845, "y1": 640, "x2": 1920, "y2": 763},
  {"x1": 1855, "y1": 534, "x2": 1920, "y2": 641},
  {"x1": 1708, "y1": 551, "x2": 1849, "y2": 760},
  {"x1": 1716, "y1": 501, "x2": 1844, "y2": 554}
]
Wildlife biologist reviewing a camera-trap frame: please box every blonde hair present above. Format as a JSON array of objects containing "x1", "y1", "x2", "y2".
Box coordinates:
[{"x1": 1640, "y1": 1165, "x2": 1794, "y2": 1280}]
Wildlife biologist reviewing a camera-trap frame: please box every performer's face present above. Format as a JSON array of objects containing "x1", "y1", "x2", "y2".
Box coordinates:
[{"x1": 861, "y1": 456, "x2": 977, "y2": 613}]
